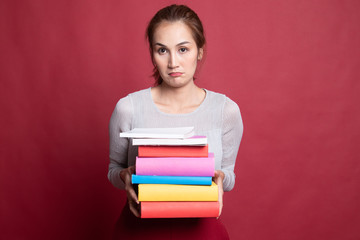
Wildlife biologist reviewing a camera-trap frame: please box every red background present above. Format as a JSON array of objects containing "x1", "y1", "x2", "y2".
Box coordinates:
[{"x1": 1, "y1": 0, "x2": 360, "y2": 239}]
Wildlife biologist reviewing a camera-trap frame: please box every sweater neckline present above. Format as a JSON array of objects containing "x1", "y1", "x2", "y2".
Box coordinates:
[{"x1": 147, "y1": 87, "x2": 209, "y2": 116}]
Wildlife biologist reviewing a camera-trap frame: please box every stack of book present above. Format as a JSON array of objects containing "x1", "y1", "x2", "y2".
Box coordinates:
[{"x1": 120, "y1": 127, "x2": 220, "y2": 218}]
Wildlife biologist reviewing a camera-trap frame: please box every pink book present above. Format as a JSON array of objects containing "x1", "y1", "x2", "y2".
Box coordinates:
[{"x1": 136, "y1": 153, "x2": 215, "y2": 177}]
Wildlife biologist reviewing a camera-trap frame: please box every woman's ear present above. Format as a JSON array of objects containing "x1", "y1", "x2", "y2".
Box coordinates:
[{"x1": 198, "y1": 48, "x2": 204, "y2": 61}]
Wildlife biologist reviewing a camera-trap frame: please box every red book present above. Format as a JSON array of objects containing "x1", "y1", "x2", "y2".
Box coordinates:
[
  {"x1": 141, "y1": 201, "x2": 220, "y2": 218},
  {"x1": 138, "y1": 145, "x2": 208, "y2": 157}
]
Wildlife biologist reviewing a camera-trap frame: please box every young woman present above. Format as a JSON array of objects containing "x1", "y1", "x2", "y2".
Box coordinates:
[{"x1": 108, "y1": 4, "x2": 243, "y2": 239}]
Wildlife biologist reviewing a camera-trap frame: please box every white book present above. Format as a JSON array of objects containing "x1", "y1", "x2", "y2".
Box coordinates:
[
  {"x1": 132, "y1": 136, "x2": 207, "y2": 146},
  {"x1": 119, "y1": 127, "x2": 195, "y2": 139}
]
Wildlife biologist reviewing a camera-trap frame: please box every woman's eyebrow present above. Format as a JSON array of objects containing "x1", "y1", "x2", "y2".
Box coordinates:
[
  {"x1": 176, "y1": 41, "x2": 190, "y2": 46},
  {"x1": 154, "y1": 41, "x2": 191, "y2": 47},
  {"x1": 155, "y1": 43, "x2": 166, "y2": 47}
]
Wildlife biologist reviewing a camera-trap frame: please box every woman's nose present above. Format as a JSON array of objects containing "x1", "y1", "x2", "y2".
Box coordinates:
[{"x1": 168, "y1": 52, "x2": 179, "y2": 69}]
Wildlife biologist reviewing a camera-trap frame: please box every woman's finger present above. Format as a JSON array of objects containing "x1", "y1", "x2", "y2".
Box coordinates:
[
  {"x1": 218, "y1": 195, "x2": 223, "y2": 217},
  {"x1": 127, "y1": 185, "x2": 139, "y2": 204},
  {"x1": 129, "y1": 199, "x2": 141, "y2": 217},
  {"x1": 213, "y1": 170, "x2": 224, "y2": 218},
  {"x1": 128, "y1": 165, "x2": 135, "y2": 174}
]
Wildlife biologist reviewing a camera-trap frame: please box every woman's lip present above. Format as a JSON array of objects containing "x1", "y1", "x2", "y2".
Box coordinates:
[{"x1": 169, "y1": 72, "x2": 183, "y2": 77}]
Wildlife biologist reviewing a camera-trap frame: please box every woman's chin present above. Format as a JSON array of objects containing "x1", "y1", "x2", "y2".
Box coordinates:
[{"x1": 162, "y1": 77, "x2": 193, "y2": 88}]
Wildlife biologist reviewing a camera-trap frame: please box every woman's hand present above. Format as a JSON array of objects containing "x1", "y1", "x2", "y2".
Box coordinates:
[
  {"x1": 213, "y1": 170, "x2": 225, "y2": 218},
  {"x1": 120, "y1": 166, "x2": 140, "y2": 217}
]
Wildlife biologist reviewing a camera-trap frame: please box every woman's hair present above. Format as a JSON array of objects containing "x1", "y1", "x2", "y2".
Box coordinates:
[{"x1": 146, "y1": 4, "x2": 206, "y2": 85}]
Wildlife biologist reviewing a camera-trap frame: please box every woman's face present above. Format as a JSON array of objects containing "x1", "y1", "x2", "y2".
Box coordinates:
[{"x1": 152, "y1": 21, "x2": 203, "y2": 88}]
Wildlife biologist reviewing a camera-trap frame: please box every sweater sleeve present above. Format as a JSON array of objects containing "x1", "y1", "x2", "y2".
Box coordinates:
[
  {"x1": 221, "y1": 97, "x2": 243, "y2": 191},
  {"x1": 107, "y1": 96, "x2": 133, "y2": 189}
]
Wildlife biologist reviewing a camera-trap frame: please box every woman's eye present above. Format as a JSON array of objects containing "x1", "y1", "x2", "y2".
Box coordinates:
[
  {"x1": 158, "y1": 48, "x2": 167, "y2": 54},
  {"x1": 179, "y1": 47, "x2": 187, "y2": 53}
]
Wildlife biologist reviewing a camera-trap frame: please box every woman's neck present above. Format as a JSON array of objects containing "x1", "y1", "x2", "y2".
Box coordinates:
[{"x1": 151, "y1": 81, "x2": 206, "y2": 114}]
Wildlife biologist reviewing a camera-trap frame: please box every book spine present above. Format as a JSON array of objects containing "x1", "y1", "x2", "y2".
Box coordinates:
[
  {"x1": 138, "y1": 145, "x2": 208, "y2": 157},
  {"x1": 141, "y1": 201, "x2": 220, "y2": 218},
  {"x1": 138, "y1": 182, "x2": 218, "y2": 202},
  {"x1": 132, "y1": 135, "x2": 207, "y2": 146},
  {"x1": 135, "y1": 154, "x2": 215, "y2": 177},
  {"x1": 131, "y1": 174, "x2": 212, "y2": 185}
]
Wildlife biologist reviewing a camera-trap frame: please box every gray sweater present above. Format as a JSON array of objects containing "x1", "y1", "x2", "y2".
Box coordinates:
[{"x1": 108, "y1": 88, "x2": 243, "y2": 191}]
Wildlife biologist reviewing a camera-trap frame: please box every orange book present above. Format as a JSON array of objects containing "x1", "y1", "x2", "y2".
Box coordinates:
[
  {"x1": 141, "y1": 201, "x2": 220, "y2": 218},
  {"x1": 138, "y1": 145, "x2": 208, "y2": 157}
]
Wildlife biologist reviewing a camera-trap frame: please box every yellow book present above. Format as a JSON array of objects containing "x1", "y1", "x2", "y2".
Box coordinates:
[{"x1": 138, "y1": 182, "x2": 218, "y2": 201}]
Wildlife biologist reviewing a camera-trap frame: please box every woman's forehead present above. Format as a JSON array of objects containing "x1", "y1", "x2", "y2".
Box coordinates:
[{"x1": 153, "y1": 21, "x2": 195, "y2": 46}]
